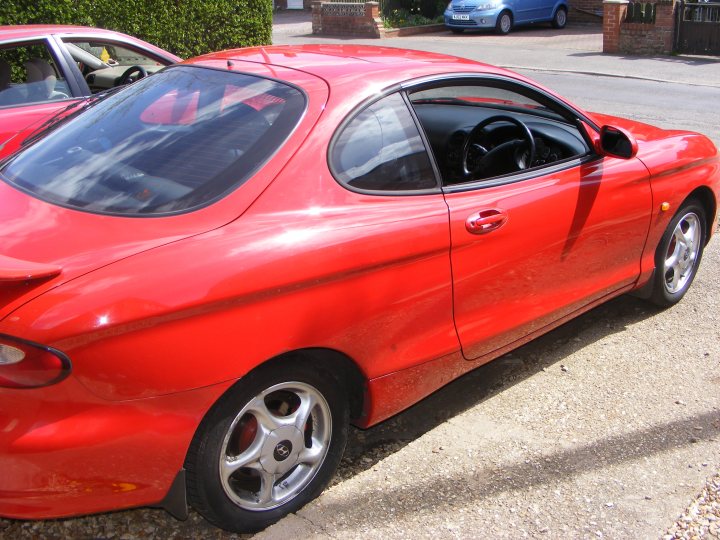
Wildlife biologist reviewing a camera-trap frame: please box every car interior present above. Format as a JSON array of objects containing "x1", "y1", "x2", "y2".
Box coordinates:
[
  {"x1": 408, "y1": 83, "x2": 590, "y2": 184},
  {"x1": 62, "y1": 40, "x2": 168, "y2": 92},
  {"x1": 0, "y1": 39, "x2": 169, "y2": 108},
  {"x1": 0, "y1": 44, "x2": 70, "y2": 107}
]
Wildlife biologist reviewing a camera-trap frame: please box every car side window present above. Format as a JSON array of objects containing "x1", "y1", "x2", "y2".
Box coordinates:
[
  {"x1": 409, "y1": 82, "x2": 590, "y2": 186},
  {"x1": 330, "y1": 92, "x2": 438, "y2": 192},
  {"x1": 62, "y1": 39, "x2": 168, "y2": 93},
  {"x1": 0, "y1": 42, "x2": 70, "y2": 107}
]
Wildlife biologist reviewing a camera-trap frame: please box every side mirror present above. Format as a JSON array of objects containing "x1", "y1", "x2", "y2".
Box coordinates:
[{"x1": 599, "y1": 125, "x2": 638, "y2": 159}]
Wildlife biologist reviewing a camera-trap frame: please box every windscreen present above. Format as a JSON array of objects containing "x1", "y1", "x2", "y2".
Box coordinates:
[{"x1": 0, "y1": 66, "x2": 306, "y2": 215}]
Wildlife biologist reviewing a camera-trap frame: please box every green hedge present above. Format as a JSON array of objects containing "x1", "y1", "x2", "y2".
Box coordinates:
[{"x1": 0, "y1": 0, "x2": 272, "y2": 58}]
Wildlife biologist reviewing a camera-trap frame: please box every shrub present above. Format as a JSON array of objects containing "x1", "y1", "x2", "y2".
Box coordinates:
[
  {"x1": 382, "y1": 8, "x2": 443, "y2": 27},
  {"x1": 0, "y1": 0, "x2": 272, "y2": 58}
]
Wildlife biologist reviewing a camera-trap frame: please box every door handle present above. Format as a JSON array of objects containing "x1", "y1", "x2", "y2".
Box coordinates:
[{"x1": 465, "y1": 209, "x2": 508, "y2": 234}]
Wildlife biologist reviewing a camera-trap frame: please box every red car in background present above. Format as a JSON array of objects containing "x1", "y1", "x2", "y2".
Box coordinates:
[
  {"x1": 0, "y1": 45, "x2": 718, "y2": 532},
  {"x1": 0, "y1": 25, "x2": 180, "y2": 153}
]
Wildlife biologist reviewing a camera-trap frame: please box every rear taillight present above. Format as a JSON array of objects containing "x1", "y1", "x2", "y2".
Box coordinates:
[{"x1": 0, "y1": 335, "x2": 71, "y2": 388}]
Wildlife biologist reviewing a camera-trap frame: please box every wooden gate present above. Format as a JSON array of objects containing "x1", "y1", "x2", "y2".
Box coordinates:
[{"x1": 677, "y1": 0, "x2": 720, "y2": 55}]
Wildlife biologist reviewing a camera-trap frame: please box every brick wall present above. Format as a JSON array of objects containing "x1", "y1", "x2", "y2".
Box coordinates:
[
  {"x1": 603, "y1": 0, "x2": 675, "y2": 54},
  {"x1": 312, "y1": 1, "x2": 383, "y2": 37}
]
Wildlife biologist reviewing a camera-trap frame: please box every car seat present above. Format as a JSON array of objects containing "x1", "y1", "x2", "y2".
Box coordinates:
[{"x1": 25, "y1": 57, "x2": 66, "y2": 102}]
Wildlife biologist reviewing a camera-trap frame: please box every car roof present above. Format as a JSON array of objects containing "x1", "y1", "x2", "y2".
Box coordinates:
[
  {"x1": 0, "y1": 24, "x2": 118, "y2": 40},
  {"x1": 0, "y1": 24, "x2": 182, "y2": 62},
  {"x1": 187, "y1": 44, "x2": 527, "y2": 94}
]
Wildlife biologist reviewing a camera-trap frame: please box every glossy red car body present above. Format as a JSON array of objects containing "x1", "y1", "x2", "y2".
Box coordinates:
[
  {"x1": 0, "y1": 45, "x2": 718, "y2": 524},
  {"x1": 0, "y1": 25, "x2": 180, "y2": 153}
]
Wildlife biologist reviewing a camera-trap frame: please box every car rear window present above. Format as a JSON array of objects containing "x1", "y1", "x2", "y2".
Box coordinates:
[{"x1": 0, "y1": 66, "x2": 305, "y2": 216}]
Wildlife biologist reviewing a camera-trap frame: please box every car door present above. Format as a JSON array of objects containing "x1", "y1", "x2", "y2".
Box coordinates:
[
  {"x1": 408, "y1": 78, "x2": 652, "y2": 361},
  {"x1": 533, "y1": 0, "x2": 557, "y2": 21},
  {"x1": 509, "y1": 0, "x2": 535, "y2": 23}
]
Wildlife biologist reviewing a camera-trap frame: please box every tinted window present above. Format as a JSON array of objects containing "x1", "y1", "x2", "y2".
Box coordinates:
[
  {"x1": 331, "y1": 93, "x2": 437, "y2": 192},
  {"x1": 0, "y1": 66, "x2": 305, "y2": 215}
]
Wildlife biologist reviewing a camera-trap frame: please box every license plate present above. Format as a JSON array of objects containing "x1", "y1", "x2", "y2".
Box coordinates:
[{"x1": 452, "y1": 14, "x2": 470, "y2": 20}]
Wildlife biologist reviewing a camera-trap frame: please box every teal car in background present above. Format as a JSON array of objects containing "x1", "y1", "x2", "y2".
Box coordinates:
[{"x1": 444, "y1": 0, "x2": 568, "y2": 34}]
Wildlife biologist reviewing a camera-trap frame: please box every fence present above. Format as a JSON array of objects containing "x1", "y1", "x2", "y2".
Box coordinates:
[
  {"x1": 625, "y1": 1, "x2": 656, "y2": 22},
  {"x1": 677, "y1": 0, "x2": 720, "y2": 54}
]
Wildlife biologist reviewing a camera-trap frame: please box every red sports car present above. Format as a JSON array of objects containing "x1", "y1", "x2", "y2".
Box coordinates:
[
  {"x1": 0, "y1": 25, "x2": 181, "y2": 153},
  {"x1": 0, "y1": 45, "x2": 718, "y2": 533}
]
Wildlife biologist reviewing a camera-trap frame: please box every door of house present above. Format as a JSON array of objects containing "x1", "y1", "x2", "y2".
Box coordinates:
[{"x1": 677, "y1": 0, "x2": 720, "y2": 55}]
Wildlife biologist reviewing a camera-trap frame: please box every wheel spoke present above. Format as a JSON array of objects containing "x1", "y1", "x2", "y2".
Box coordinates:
[
  {"x1": 665, "y1": 240, "x2": 681, "y2": 269},
  {"x1": 246, "y1": 396, "x2": 283, "y2": 433},
  {"x1": 297, "y1": 443, "x2": 325, "y2": 466},
  {"x1": 681, "y1": 220, "x2": 696, "y2": 248},
  {"x1": 286, "y1": 390, "x2": 317, "y2": 431},
  {"x1": 674, "y1": 228, "x2": 689, "y2": 252},
  {"x1": 221, "y1": 439, "x2": 264, "y2": 480},
  {"x1": 257, "y1": 470, "x2": 277, "y2": 505},
  {"x1": 666, "y1": 265, "x2": 680, "y2": 290}
]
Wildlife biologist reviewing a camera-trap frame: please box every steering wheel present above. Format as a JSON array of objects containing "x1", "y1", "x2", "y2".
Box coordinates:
[
  {"x1": 118, "y1": 65, "x2": 148, "y2": 85},
  {"x1": 461, "y1": 115, "x2": 536, "y2": 179}
]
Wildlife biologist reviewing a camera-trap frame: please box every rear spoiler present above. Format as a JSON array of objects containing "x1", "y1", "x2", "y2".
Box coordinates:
[{"x1": 0, "y1": 255, "x2": 61, "y2": 282}]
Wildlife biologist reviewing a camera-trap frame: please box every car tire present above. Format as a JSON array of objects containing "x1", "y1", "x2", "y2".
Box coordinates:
[
  {"x1": 450, "y1": 28, "x2": 465, "y2": 34},
  {"x1": 495, "y1": 11, "x2": 513, "y2": 34},
  {"x1": 185, "y1": 362, "x2": 349, "y2": 533},
  {"x1": 649, "y1": 199, "x2": 706, "y2": 307},
  {"x1": 552, "y1": 6, "x2": 567, "y2": 28}
]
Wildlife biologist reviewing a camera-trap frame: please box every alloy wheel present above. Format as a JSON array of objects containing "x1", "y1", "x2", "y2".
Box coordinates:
[
  {"x1": 663, "y1": 212, "x2": 701, "y2": 294},
  {"x1": 218, "y1": 381, "x2": 332, "y2": 511}
]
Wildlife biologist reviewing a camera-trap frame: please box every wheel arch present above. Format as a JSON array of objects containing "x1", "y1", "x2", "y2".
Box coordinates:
[
  {"x1": 203, "y1": 347, "x2": 368, "y2": 426},
  {"x1": 500, "y1": 8, "x2": 514, "y2": 20},
  {"x1": 685, "y1": 186, "x2": 717, "y2": 244},
  {"x1": 276, "y1": 347, "x2": 367, "y2": 422},
  {"x1": 182, "y1": 346, "x2": 363, "y2": 531}
]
